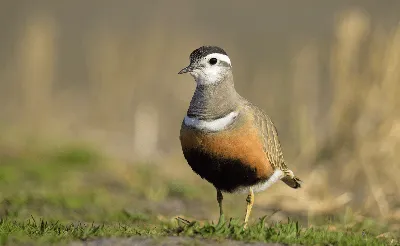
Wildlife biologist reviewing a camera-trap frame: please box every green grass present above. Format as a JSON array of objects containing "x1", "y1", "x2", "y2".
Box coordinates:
[
  {"x1": 0, "y1": 216, "x2": 397, "y2": 245},
  {"x1": 0, "y1": 143, "x2": 398, "y2": 245},
  {"x1": 175, "y1": 216, "x2": 397, "y2": 246},
  {"x1": 0, "y1": 217, "x2": 163, "y2": 245}
]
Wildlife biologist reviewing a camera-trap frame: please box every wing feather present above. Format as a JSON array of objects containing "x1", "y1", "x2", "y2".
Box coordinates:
[{"x1": 242, "y1": 99, "x2": 289, "y2": 172}]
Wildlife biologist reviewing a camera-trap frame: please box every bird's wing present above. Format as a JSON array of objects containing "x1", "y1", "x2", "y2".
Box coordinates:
[{"x1": 248, "y1": 103, "x2": 289, "y2": 172}]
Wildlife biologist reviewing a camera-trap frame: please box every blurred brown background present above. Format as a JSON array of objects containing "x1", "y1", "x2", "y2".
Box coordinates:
[{"x1": 1, "y1": 0, "x2": 399, "y2": 223}]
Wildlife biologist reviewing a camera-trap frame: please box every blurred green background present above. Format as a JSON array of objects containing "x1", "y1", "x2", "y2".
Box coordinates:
[{"x1": 0, "y1": 0, "x2": 399, "y2": 236}]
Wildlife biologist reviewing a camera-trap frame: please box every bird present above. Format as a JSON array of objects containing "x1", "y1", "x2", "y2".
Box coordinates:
[{"x1": 178, "y1": 45, "x2": 302, "y2": 228}]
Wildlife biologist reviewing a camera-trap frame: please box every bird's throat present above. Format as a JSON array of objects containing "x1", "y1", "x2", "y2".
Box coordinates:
[{"x1": 187, "y1": 76, "x2": 239, "y2": 121}]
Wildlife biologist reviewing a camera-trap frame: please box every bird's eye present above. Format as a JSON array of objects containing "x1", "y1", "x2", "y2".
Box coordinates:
[{"x1": 209, "y1": 58, "x2": 218, "y2": 65}]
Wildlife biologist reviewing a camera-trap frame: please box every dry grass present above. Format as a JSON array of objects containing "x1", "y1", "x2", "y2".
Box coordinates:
[{"x1": 0, "y1": 4, "x2": 399, "y2": 230}]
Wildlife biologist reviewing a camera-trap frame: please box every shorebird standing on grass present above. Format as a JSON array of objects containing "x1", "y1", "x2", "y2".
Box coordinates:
[{"x1": 178, "y1": 45, "x2": 302, "y2": 228}]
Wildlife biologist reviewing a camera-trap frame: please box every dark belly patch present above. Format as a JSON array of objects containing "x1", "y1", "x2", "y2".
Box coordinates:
[{"x1": 182, "y1": 148, "x2": 265, "y2": 192}]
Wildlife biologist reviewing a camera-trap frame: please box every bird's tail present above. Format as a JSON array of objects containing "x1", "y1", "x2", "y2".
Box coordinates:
[
  {"x1": 282, "y1": 176, "x2": 302, "y2": 188},
  {"x1": 281, "y1": 170, "x2": 302, "y2": 189}
]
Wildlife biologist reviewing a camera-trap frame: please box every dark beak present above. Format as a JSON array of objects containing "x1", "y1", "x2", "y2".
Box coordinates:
[{"x1": 178, "y1": 64, "x2": 195, "y2": 74}]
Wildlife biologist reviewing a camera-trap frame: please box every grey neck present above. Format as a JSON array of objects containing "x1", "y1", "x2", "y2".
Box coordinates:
[{"x1": 187, "y1": 72, "x2": 239, "y2": 120}]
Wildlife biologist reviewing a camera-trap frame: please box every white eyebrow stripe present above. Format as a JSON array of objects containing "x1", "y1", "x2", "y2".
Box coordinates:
[
  {"x1": 204, "y1": 53, "x2": 231, "y2": 66},
  {"x1": 184, "y1": 111, "x2": 238, "y2": 132}
]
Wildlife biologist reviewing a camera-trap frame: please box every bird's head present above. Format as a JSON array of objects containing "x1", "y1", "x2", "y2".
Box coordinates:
[{"x1": 178, "y1": 45, "x2": 232, "y2": 85}]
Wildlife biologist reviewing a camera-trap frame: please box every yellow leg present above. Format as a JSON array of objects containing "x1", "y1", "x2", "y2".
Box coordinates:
[
  {"x1": 217, "y1": 189, "x2": 224, "y2": 222},
  {"x1": 244, "y1": 188, "x2": 254, "y2": 229}
]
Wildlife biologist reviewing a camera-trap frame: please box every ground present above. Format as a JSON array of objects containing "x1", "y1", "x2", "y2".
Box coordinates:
[{"x1": 0, "y1": 143, "x2": 398, "y2": 245}]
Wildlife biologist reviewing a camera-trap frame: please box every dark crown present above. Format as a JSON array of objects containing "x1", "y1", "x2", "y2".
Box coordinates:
[{"x1": 189, "y1": 46, "x2": 228, "y2": 63}]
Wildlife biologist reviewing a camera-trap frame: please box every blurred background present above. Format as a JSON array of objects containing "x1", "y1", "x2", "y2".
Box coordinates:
[{"x1": 0, "y1": 0, "x2": 399, "y2": 232}]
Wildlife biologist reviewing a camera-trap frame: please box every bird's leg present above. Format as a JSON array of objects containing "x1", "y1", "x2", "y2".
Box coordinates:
[
  {"x1": 217, "y1": 189, "x2": 224, "y2": 223},
  {"x1": 244, "y1": 188, "x2": 254, "y2": 229}
]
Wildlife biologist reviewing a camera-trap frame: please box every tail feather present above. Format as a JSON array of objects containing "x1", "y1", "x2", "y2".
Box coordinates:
[{"x1": 281, "y1": 175, "x2": 302, "y2": 189}]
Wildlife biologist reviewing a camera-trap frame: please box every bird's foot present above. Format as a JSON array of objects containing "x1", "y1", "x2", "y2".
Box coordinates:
[{"x1": 217, "y1": 213, "x2": 225, "y2": 225}]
